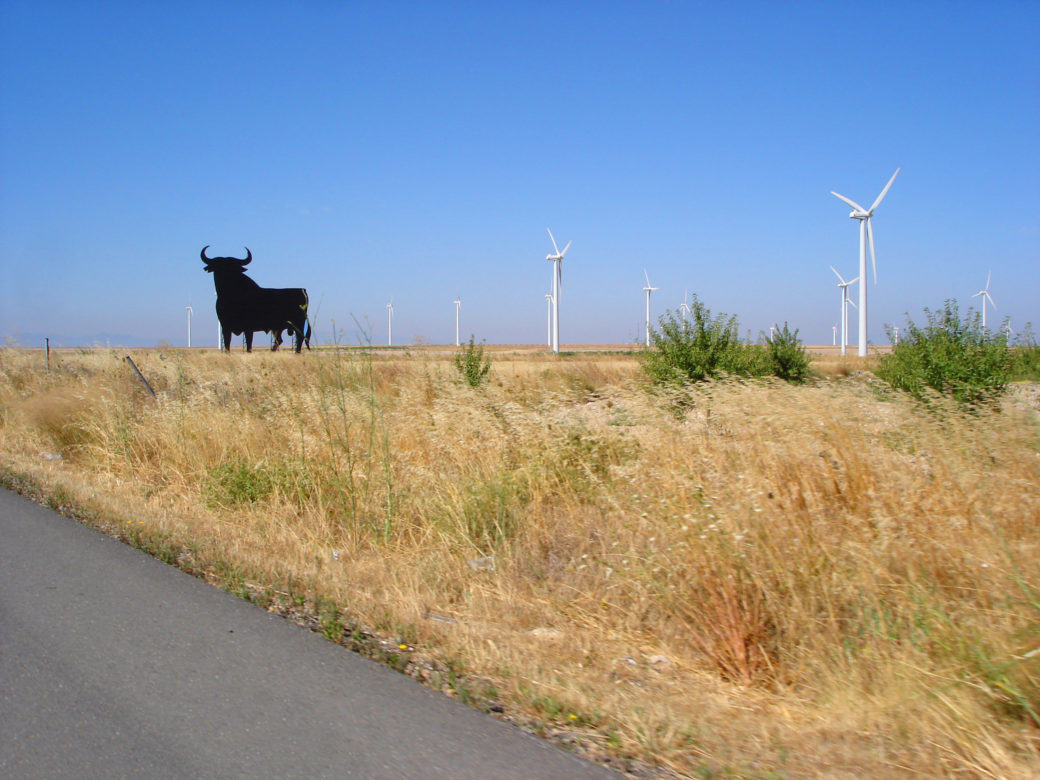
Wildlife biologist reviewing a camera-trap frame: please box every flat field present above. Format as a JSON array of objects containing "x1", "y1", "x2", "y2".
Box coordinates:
[{"x1": 1, "y1": 346, "x2": 1037, "y2": 778}]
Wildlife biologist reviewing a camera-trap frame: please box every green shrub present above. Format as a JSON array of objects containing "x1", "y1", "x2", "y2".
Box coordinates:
[
  {"x1": 453, "y1": 335, "x2": 492, "y2": 387},
  {"x1": 875, "y1": 300, "x2": 1012, "y2": 407},
  {"x1": 641, "y1": 298, "x2": 745, "y2": 385},
  {"x1": 766, "y1": 322, "x2": 812, "y2": 383},
  {"x1": 641, "y1": 298, "x2": 810, "y2": 385},
  {"x1": 1010, "y1": 324, "x2": 1040, "y2": 381}
]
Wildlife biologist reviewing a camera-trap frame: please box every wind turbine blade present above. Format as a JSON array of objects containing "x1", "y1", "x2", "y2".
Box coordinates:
[
  {"x1": 546, "y1": 228, "x2": 560, "y2": 256},
  {"x1": 848, "y1": 276, "x2": 860, "y2": 286},
  {"x1": 560, "y1": 240, "x2": 571, "y2": 257},
  {"x1": 869, "y1": 168, "x2": 900, "y2": 212},
  {"x1": 831, "y1": 191, "x2": 866, "y2": 212},
  {"x1": 643, "y1": 269, "x2": 651, "y2": 287},
  {"x1": 985, "y1": 270, "x2": 991, "y2": 291},
  {"x1": 830, "y1": 265, "x2": 847, "y2": 285},
  {"x1": 847, "y1": 298, "x2": 857, "y2": 309},
  {"x1": 867, "y1": 218, "x2": 878, "y2": 283},
  {"x1": 985, "y1": 291, "x2": 997, "y2": 309},
  {"x1": 972, "y1": 290, "x2": 985, "y2": 298}
]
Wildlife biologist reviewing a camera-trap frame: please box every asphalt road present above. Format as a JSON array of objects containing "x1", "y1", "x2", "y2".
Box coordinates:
[{"x1": 0, "y1": 488, "x2": 619, "y2": 778}]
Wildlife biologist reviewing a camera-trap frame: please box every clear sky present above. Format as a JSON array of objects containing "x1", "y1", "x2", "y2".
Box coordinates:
[{"x1": 1, "y1": 0, "x2": 1037, "y2": 348}]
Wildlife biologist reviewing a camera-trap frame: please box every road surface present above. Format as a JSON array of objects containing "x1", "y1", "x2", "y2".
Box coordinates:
[{"x1": 0, "y1": 488, "x2": 619, "y2": 778}]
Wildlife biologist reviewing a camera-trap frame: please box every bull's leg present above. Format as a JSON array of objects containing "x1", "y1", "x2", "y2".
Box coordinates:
[
  {"x1": 222, "y1": 325, "x2": 232, "y2": 352},
  {"x1": 271, "y1": 330, "x2": 282, "y2": 351},
  {"x1": 294, "y1": 324, "x2": 303, "y2": 353},
  {"x1": 244, "y1": 331, "x2": 253, "y2": 352}
]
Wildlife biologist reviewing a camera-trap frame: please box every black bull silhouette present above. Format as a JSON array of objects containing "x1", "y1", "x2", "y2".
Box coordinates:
[{"x1": 201, "y1": 246, "x2": 311, "y2": 352}]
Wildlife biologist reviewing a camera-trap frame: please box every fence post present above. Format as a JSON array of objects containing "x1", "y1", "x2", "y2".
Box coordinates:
[{"x1": 124, "y1": 355, "x2": 156, "y2": 397}]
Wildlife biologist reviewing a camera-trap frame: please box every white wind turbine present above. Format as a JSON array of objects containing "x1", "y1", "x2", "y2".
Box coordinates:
[
  {"x1": 545, "y1": 228, "x2": 571, "y2": 354},
  {"x1": 831, "y1": 168, "x2": 900, "y2": 357},
  {"x1": 454, "y1": 296, "x2": 461, "y2": 347},
  {"x1": 680, "y1": 289, "x2": 691, "y2": 328},
  {"x1": 185, "y1": 304, "x2": 193, "y2": 348},
  {"x1": 832, "y1": 324, "x2": 837, "y2": 346},
  {"x1": 544, "y1": 293, "x2": 553, "y2": 348},
  {"x1": 830, "y1": 266, "x2": 860, "y2": 357},
  {"x1": 642, "y1": 269, "x2": 658, "y2": 348},
  {"x1": 972, "y1": 271, "x2": 997, "y2": 330},
  {"x1": 386, "y1": 300, "x2": 394, "y2": 347}
]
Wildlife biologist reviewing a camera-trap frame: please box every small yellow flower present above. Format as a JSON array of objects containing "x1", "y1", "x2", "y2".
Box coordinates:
[
  {"x1": 568, "y1": 714, "x2": 578, "y2": 721},
  {"x1": 398, "y1": 644, "x2": 407, "y2": 650}
]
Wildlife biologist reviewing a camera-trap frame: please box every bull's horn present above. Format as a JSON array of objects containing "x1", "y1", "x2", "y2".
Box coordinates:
[
  {"x1": 242, "y1": 247, "x2": 252, "y2": 265},
  {"x1": 201, "y1": 245, "x2": 212, "y2": 262}
]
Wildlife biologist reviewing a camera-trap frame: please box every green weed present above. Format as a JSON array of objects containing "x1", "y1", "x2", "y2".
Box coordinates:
[{"x1": 453, "y1": 335, "x2": 492, "y2": 387}]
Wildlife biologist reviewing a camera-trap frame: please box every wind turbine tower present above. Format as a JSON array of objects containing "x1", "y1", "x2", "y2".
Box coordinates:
[
  {"x1": 544, "y1": 293, "x2": 553, "y2": 348},
  {"x1": 831, "y1": 168, "x2": 900, "y2": 357},
  {"x1": 643, "y1": 270, "x2": 658, "y2": 348},
  {"x1": 972, "y1": 271, "x2": 997, "y2": 330},
  {"x1": 387, "y1": 301, "x2": 394, "y2": 347},
  {"x1": 545, "y1": 228, "x2": 571, "y2": 354},
  {"x1": 185, "y1": 304, "x2": 193, "y2": 348},
  {"x1": 454, "y1": 296, "x2": 461, "y2": 347},
  {"x1": 830, "y1": 266, "x2": 860, "y2": 357}
]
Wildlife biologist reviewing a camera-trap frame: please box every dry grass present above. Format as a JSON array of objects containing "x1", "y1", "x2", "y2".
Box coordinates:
[{"x1": 2, "y1": 345, "x2": 1038, "y2": 778}]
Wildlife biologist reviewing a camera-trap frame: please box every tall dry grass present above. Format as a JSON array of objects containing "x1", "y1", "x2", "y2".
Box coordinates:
[{"x1": 1, "y1": 345, "x2": 1038, "y2": 777}]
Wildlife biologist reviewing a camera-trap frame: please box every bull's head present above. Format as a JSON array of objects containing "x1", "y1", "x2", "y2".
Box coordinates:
[{"x1": 201, "y1": 245, "x2": 252, "y2": 273}]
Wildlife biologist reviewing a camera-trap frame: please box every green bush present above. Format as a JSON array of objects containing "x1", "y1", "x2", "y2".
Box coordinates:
[
  {"x1": 765, "y1": 322, "x2": 812, "y2": 383},
  {"x1": 453, "y1": 335, "x2": 492, "y2": 387},
  {"x1": 875, "y1": 300, "x2": 1012, "y2": 407},
  {"x1": 641, "y1": 298, "x2": 810, "y2": 386},
  {"x1": 1010, "y1": 324, "x2": 1040, "y2": 381},
  {"x1": 641, "y1": 298, "x2": 745, "y2": 385}
]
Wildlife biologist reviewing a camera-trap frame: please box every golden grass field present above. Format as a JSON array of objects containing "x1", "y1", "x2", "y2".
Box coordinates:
[{"x1": 1, "y1": 345, "x2": 1037, "y2": 778}]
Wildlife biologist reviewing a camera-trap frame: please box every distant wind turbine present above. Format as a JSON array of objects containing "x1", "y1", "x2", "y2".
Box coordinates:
[
  {"x1": 185, "y1": 304, "x2": 193, "y2": 348},
  {"x1": 832, "y1": 324, "x2": 837, "y2": 346},
  {"x1": 680, "y1": 289, "x2": 690, "y2": 328},
  {"x1": 387, "y1": 300, "x2": 394, "y2": 347},
  {"x1": 971, "y1": 271, "x2": 997, "y2": 330},
  {"x1": 454, "y1": 296, "x2": 461, "y2": 347},
  {"x1": 545, "y1": 228, "x2": 571, "y2": 354},
  {"x1": 830, "y1": 266, "x2": 860, "y2": 357},
  {"x1": 831, "y1": 168, "x2": 900, "y2": 356},
  {"x1": 642, "y1": 269, "x2": 658, "y2": 348}
]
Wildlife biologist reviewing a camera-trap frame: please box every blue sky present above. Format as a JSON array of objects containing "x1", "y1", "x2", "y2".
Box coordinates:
[{"x1": 1, "y1": 0, "x2": 1037, "y2": 348}]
